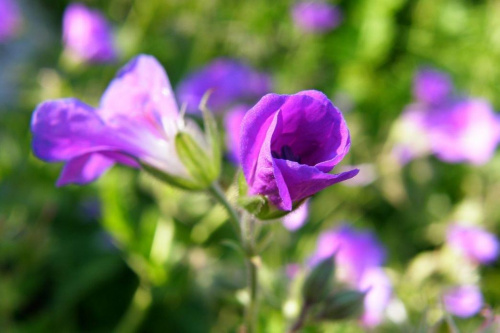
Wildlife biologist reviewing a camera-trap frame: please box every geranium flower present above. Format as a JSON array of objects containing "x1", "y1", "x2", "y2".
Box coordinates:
[
  {"x1": 63, "y1": 3, "x2": 117, "y2": 63},
  {"x1": 0, "y1": 0, "x2": 21, "y2": 42},
  {"x1": 31, "y1": 55, "x2": 208, "y2": 187},
  {"x1": 291, "y1": 2, "x2": 342, "y2": 33},
  {"x1": 240, "y1": 90, "x2": 358, "y2": 211},
  {"x1": 176, "y1": 58, "x2": 271, "y2": 113},
  {"x1": 447, "y1": 224, "x2": 499, "y2": 265},
  {"x1": 443, "y1": 285, "x2": 483, "y2": 318}
]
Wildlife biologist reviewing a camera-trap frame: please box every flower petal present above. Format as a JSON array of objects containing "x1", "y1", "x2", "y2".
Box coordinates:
[
  {"x1": 32, "y1": 98, "x2": 113, "y2": 161},
  {"x1": 99, "y1": 55, "x2": 179, "y2": 137},
  {"x1": 241, "y1": 93, "x2": 289, "y2": 184},
  {"x1": 57, "y1": 153, "x2": 115, "y2": 186},
  {"x1": 273, "y1": 159, "x2": 359, "y2": 203}
]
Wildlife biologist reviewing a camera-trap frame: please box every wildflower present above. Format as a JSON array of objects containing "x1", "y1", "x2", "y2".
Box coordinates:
[
  {"x1": 396, "y1": 68, "x2": 500, "y2": 165},
  {"x1": 176, "y1": 58, "x2": 271, "y2": 113},
  {"x1": 240, "y1": 91, "x2": 358, "y2": 211},
  {"x1": 443, "y1": 285, "x2": 483, "y2": 318},
  {"x1": 291, "y1": 2, "x2": 342, "y2": 33},
  {"x1": 63, "y1": 3, "x2": 117, "y2": 63},
  {"x1": 31, "y1": 55, "x2": 218, "y2": 189},
  {"x1": 447, "y1": 224, "x2": 499, "y2": 265},
  {"x1": 310, "y1": 225, "x2": 391, "y2": 327},
  {"x1": 0, "y1": 0, "x2": 21, "y2": 42}
]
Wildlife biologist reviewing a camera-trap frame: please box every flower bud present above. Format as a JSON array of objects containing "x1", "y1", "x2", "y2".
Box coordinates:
[
  {"x1": 317, "y1": 289, "x2": 365, "y2": 321},
  {"x1": 302, "y1": 255, "x2": 335, "y2": 304}
]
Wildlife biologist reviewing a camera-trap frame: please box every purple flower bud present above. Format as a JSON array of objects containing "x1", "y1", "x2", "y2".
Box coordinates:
[
  {"x1": 240, "y1": 91, "x2": 358, "y2": 211},
  {"x1": 31, "y1": 55, "x2": 209, "y2": 187},
  {"x1": 443, "y1": 285, "x2": 483, "y2": 318},
  {"x1": 291, "y1": 2, "x2": 342, "y2": 33},
  {"x1": 0, "y1": 0, "x2": 21, "y2": 42},
  {"x1": 447, "y1": 224, "x2": 499, "y2": 265},
  {"x1": 358, "y1": 267, "x2": 392, "y2": 327},
  {"x1": 413, "y1": 68, "x2": 453, "y2": 105},
  {"x1": 177, "y1": 58, "x2": 272, "y2": 113},
  {"x1": 282, "y1": 200, "x2": 309, "y2": 231},
  {"x1": 63, "y1": 3, "x2": 117, "y2": 63},
  {"x1": 310, "y1": 225, "x2": 385, "y2": 283},
  {"x1": 223, "y1": 104, "x2": 248, "y2": 164}
]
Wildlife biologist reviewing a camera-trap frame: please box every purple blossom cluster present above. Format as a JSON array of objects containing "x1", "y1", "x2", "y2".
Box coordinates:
[
  {"x1": 0, "y1": 0, "x2": 21, "y2": 42},
  {"x1": 396, "y1": 68, "x2": 500, "y2": 165},
  {"x1": 309, "y1": 225, "x2": 392, "y2": 327},
  {"x1": 63, "y1": 3, "x2": 117, "y2": 63},
  {"x1": 443, "y1": 224, "x2": 499, "y2": 318}
]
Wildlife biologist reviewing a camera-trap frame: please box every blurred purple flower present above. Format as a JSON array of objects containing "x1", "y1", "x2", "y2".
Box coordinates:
[
  {"x1": 397, "y1": 68, "x2": 500, "y2": 165},
  {"x1": 177, "y1": 58, "x2": 272, "y2": 113},
  {"x1": 310, "y1": 225, "x2": 391, "y2": 327},
  {"x1": 413, "y1": 68, "x2": 453, "y2": 105},
  {"x1": 447, "y1": 224, "x2": 499, "y2": 265},
  {"x1": 291, "y1": 2, "x2": 342, "y2": 33},
  {"x1": 443, "y1": 285, "x2": 483, "y2": 318},
  {"x1": 63, "y1": 3, "x2": 117, "y2": 63},
  {"x1": 358, "y1": 267, "x2": 392, "y2": 328},
  {"x1": 310, "y1": 224, "x2": 386, "y2": 283},
  {"x1": 0, "y1": 0, "x2": 21, "y2": 42},
  {"x1": 423, "y1": 99, "x2": 500, "y2": 165},
  {"x1": 282, "y1": 200, "x2": 309, "y2": 231},
  {"x1": 240, "y1": 91, "x2": 358, "y2": 211},
  {"x1": 31, "y1": 55, "x2": 191, "y2": 186},
  {"x1": 223, "y1": 104, "x2": 248, "y2": 164}
]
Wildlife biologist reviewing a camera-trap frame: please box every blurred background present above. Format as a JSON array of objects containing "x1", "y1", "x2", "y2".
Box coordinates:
[{"x1": 1, "y1": 0, "x2": 500, "y2": 332}]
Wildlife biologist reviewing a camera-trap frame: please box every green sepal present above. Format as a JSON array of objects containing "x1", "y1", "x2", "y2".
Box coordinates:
[
  {"x1": 140, "y1": 162, "x2": 206, "y2": 191},
  {"x1": 200, "y1": 96, "x2": 222, "y2": 179},
  {"x1": 302, "y1": 255, "x2": 336, "y2": 305},
  {"x1": 317, "y1": 289, "x2": 365, "y2": 321},
  {"x1": 175, "y1": 132, "x2": 217, "y2": 187}
]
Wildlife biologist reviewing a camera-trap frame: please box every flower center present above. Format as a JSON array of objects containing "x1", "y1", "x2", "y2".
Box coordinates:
[{"x1": 271, "y1": 145, "x2": 301, "y2": 163}]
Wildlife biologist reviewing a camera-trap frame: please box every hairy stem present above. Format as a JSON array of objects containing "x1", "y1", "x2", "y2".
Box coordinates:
[
  {"x1": 209, "y1": 182, "x2": 242, "y2": 240},
  {"x1": 209, "y1": 183, "x2": 259, "y2": 333}
]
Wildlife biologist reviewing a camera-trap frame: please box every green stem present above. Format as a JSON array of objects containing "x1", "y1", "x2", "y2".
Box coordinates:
[
  {"x1": 114, "y1": 282, "x2": 152, "y2": 333},
  {"x1": 208, "y1": 182, "x2": 242, "y2": 240},
  {"x1": 242, "y1": 212, "x2": 259, "y2": 333},
  {"x1": 289, "y1": 303, "x2": 310, "y2": 333},
  {"x1": 208, "y1": 183, "x2": 259, "y2": 333}
]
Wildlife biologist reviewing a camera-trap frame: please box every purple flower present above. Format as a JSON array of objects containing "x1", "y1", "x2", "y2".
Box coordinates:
[
  {"x1": 424, "y1": 99, "x2": 500, "y2": 165},
  {"x1": 223, "y1": 104, "x2": 248, "y2": 164},
  {"x1": 291, "y1": 2, "x2": 342, "y2": 33},
  {"x1": 443, "y1": 285, "x2": 483, "y2": 318},
  {"x1": 176, "y1": 58, "x2": 272, "y2": 113},
  {"x1": 310, "y1": 225, "x2": 386, "y2": 283},
  {"x1": 0, "y1": 0, "x2": 21, "y2": 42},
  {"x1": 447, "y1": 224, "x2": 499, "y2": 265},
  {"x1": 31, "y1": 55, "x2": 195, "y2": 186},
  {"x1": 358, "y1": 267, "x2": 392, "y2": 328},
  {"x1": 240, "y1": 91, "x2": 358, "y2": 211},
  {"x1": 413, "y1": 68, "x2": 453, "y2": 105},
  {"x1": 282, "y1": 200, "x2": 309, "y2": 231},
  {"x1": 63, "y1": 3, "x2": 117, "y2": 63}
]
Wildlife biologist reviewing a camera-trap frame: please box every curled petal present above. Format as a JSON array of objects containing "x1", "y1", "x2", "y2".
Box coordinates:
[{"x1": 273, "y1": 159, "x2": 358, "y2": 210}]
